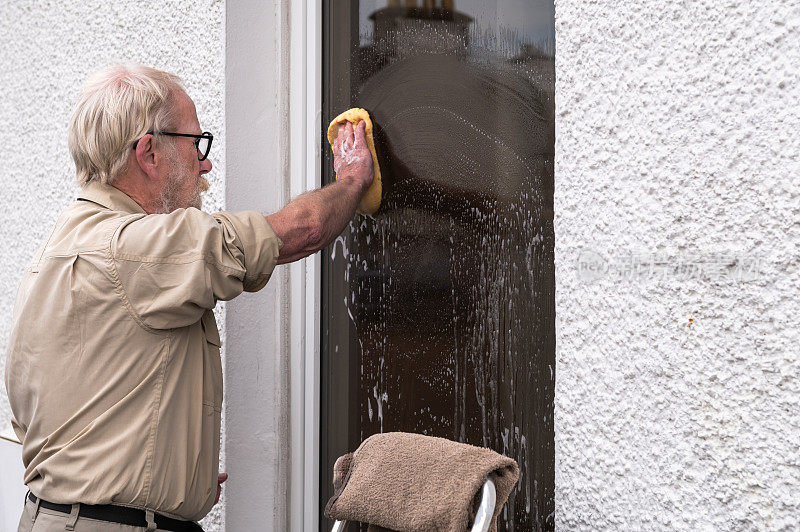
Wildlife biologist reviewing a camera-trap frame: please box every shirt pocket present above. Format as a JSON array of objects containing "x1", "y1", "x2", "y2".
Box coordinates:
[{"x1": 201, "y1": 311, "x2": 223, "y2": 412}]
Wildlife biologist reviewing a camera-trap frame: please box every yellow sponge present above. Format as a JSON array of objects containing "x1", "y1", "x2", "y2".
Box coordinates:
[{"x1": 327, "y1": 108, "x2": 382, "y2": 215}]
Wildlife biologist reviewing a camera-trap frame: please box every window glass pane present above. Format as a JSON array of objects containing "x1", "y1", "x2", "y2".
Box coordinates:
[{"x1": 322, "y1": 1, "x2": 555, "y2": 529}]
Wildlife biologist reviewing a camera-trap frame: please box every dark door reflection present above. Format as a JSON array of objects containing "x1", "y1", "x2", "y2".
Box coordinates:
[{"x1": 322, "y1": 2, "x2": 555, "y2": 529}]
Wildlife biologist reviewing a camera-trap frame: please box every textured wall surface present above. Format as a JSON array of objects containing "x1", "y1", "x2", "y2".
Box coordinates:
[
  {"x1": 0, "y1": 1, "x2": 227, "y2": 529},
  {"x1": 554, "y1": 0, "x2": 800, "y2": 529}
]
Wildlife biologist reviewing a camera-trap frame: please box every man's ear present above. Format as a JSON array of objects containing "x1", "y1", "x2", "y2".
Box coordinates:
[{"x1": 134, "y1": 134, "x2": 159, "y2": 180}]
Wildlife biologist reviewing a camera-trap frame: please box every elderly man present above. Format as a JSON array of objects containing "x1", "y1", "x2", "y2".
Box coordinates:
[{"x1": 4, "y1": 64, "x2": 372, "y2": 531}]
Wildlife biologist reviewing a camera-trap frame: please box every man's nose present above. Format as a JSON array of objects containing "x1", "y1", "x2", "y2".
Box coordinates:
[{"x1": 200, "y1": 157, "x2": 212, "y2": 174}]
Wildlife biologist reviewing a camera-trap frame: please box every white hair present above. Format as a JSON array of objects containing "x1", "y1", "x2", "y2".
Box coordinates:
[{"x1": 68, "y1": 64, "x2": 184, "y2": 186}]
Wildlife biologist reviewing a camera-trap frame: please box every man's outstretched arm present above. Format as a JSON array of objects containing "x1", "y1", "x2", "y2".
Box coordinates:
[{"x1": 266, "y1": 120, "x2": 373, "y2": 264}]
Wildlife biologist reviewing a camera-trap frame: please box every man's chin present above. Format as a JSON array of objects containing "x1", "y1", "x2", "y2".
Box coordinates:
[{"x1": 190, "y1": 178, "x2": 209, "y2": 210}]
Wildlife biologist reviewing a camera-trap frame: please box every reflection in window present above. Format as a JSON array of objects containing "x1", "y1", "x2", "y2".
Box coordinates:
[{"x1": 322, "y1": 1, "x2": 555, "y2": 529}]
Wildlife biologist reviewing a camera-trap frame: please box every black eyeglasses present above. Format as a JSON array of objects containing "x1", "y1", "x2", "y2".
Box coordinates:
[{"x1": 138, "y1": 131, "x2": 214, "y2": 161}]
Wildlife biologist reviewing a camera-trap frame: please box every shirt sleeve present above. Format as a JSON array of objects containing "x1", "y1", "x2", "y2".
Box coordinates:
[{"x1": 110, "y1": 208, "x2": 283, "y2": 330}]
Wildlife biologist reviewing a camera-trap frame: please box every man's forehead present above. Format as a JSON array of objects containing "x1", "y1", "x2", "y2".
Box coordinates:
[{"x1": 174, "y1": 91, "x2": 201, "y2": 131}]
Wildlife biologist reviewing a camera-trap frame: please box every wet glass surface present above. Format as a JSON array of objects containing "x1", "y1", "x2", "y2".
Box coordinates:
[{"x1": 322, "y1": 1, "x2": 555, "y2": 529}]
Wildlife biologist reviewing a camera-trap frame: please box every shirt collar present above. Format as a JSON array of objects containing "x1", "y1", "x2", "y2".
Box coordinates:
[{"x1": 77, "y1": 180, "x2": 147, "y2": 214}]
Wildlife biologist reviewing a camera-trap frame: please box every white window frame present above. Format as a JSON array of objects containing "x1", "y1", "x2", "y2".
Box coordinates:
[{"x1": 288, "y1": 0, "x2": 322, "y2": 530}]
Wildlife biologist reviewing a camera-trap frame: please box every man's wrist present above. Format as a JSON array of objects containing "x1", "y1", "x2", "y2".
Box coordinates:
[{"x1": 335, "y1": 172, "x2": 369, "y2": 195}]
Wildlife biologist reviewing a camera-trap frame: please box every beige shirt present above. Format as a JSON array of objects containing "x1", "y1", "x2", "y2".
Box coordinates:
[{"x1": 4, "y1": 180, "x2": 282, "y2": 521}]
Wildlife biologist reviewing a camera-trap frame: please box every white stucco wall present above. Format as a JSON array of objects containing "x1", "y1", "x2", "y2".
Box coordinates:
[
  {"x1": 0, "y1": 1, "x2": 228, "y2": 530},
  {"x1": 554, "y1": 0, "x2": 799, "y2": 529}
]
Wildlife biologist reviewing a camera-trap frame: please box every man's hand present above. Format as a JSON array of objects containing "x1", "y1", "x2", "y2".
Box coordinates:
[
  {"x1": 214, "y1": 472, "x2": 228, "y2": 505},
  {"x1": 333, "y1": 120, "x2": 374, "y2": 194}
]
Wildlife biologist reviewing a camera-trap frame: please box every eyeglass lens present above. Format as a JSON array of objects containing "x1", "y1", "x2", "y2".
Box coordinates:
[{"x1": 196, "y1": 137, "x2": 211, "y2": 160}]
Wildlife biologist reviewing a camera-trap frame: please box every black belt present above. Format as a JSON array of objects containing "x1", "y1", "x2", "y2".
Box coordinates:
[{"x1": 28, "y1": 492, "x2": 203, "y2": 531}]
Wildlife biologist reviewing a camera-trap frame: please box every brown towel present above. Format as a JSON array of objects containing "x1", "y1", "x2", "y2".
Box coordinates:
[{"x1": 324, "y1": 432, "x2": 519, "y2": 532}]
